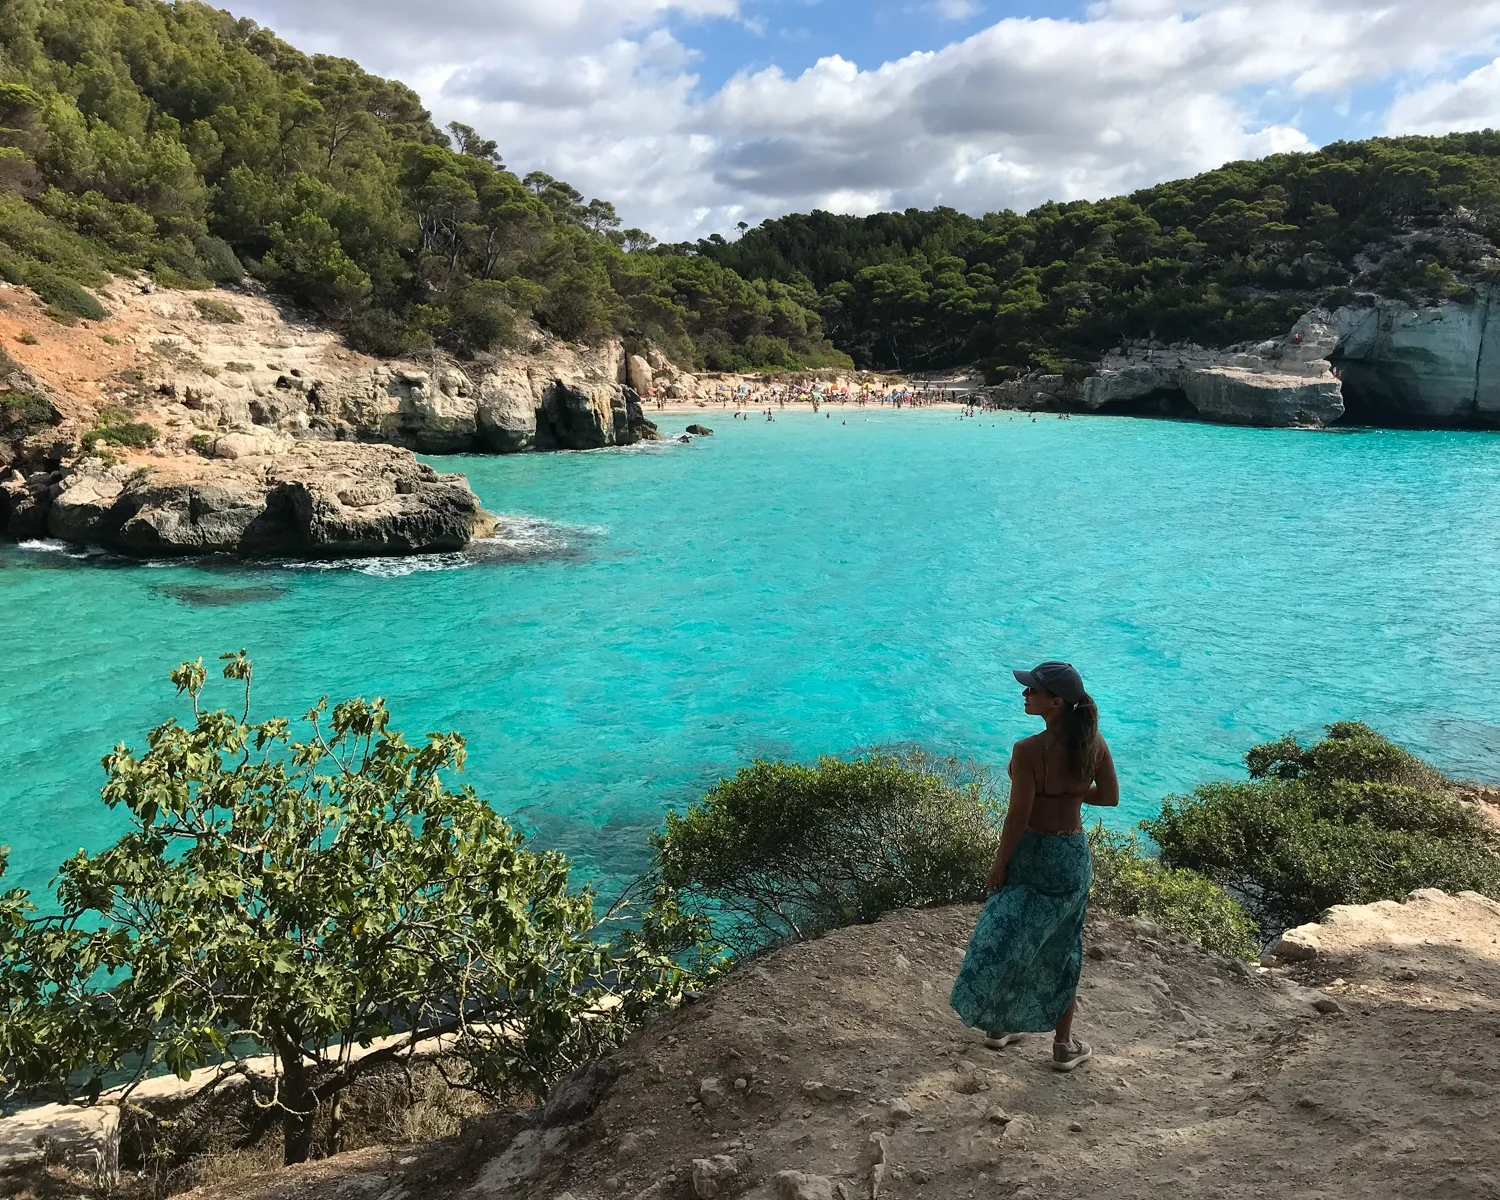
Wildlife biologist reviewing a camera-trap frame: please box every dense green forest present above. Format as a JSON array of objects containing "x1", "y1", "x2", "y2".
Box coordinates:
[
  {"x1": 0, "y1": 0, "x2": 848, "y2": 371},
  {"x1": 2, "y1": 0, "x2": 1499, "y2": 377},
  {"x1": 692, "y1": 136, "x2": 1500, "y2": 374}
]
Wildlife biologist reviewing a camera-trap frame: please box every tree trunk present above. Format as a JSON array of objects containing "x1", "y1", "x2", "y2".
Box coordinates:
[
  {"x1": 277, "y1": 1038, "x2": 318, "y2": 1166},
  {"x1": 283, "y1": 1096, "x2": 316, "y2": 1167}
]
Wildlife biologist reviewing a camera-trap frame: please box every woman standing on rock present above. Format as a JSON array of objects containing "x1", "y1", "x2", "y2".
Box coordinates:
[{"x1": 950, "y1": 661, "x2": 1119, "y2": 1071}]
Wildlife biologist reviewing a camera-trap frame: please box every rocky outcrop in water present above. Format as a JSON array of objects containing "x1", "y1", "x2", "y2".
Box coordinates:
[
  {"x1": 0, "y1": 281, "x2": 666, "y2": 557},
  {"x1": 2, "y1": 442, "x2": 496, "y2": 558},
  {"x1": 991, "y1": 288, "x2": 1500, "y2": 428},
  {"x1": 1078, "y1": 322, "x2": 1347, "y2": 426}
]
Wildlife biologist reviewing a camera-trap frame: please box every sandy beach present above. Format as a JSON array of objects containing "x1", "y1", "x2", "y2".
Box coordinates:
[{"x1": 647, "y1": 398, "x2": 972, "y2": 416}]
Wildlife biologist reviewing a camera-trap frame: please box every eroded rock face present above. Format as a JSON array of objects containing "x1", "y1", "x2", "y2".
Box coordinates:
[
  {"x1": 476, "y1": 364, "x2": 539, "y2": 453},
  {"x1": 298, "y1": 340, "x2": 657, "y2": 453},
  {"x1": 1060, "y1": 291, "x2": 1500, "y2": 427},
  {"x1": 1075, "y1": 320, "x2": 1347, "y2": 427},
  {"x1": 0, "y1": 471, "x2": 51, "y2": 539},
  {"x1": 1326, "y1": 290, "x2": 1500, "y2": 424},
  {"x1": 28, "y1": 444, "x2": 496, "y2": 558}
]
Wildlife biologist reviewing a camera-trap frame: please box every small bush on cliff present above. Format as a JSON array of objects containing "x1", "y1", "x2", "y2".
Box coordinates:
[
  {"x1": 1, "y1": 654, "x2": 688, "y2": 1165},
  {"x1": 0, "y1": 392, "x2": 56, "y2": 439},
  {"x1": 651, "y1": 749, "x2": 1004, "y2": 957},
  {"x1": 1087, "y1": 826, "x2": 1260, "y2": 959},
  {"x1": 24, "y1": 265, "x2": 107, "y2": 322},
  {"x1": 652, "y1": 748, "x2": 1265, "y2": 960},
  {"x1": 1148, "y1": 722, "x2": 1500, "y2": 931},
  {"x1": 192, "y1": 295, "x2": 245, "y2": 324},
  {"x1": 81, "y1": 406, "x2": 159, "y2": 452}
]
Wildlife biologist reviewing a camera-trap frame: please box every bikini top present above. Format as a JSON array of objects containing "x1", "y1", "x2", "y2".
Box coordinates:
[{"x1": 1035, "y1": 735, "x2": 1090, "y2": 804}]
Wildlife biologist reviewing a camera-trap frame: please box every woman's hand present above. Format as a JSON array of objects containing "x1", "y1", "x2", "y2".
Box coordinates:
[{"x1": 986, "y1": 857, "x2": 1007, "y2": 893}]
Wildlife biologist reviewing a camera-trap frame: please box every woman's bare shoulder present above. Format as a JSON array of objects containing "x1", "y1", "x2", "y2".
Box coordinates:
[{"x1": 1012, "y1": 732, "x2": 1048, "y2": 759}]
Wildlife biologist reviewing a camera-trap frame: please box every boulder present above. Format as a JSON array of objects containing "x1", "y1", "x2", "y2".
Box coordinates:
[
  {"x1": 0, "y1": 1102, "x2": 118, "y2": 1188},
  {"x1": 691, "y1": 1155, "x2": 739, "y2": 1200},
  {"x1": 698, "y1": 1077, "x2": 729, "y2": 1110},
  {"x1": 468, "y1": 1125, "x2": 569, "y2": 1197},
  {"x1": 212, "y1": 429, "x2": 292, "y2": 460},
  {"x1": 46, "y1": 464, "x2": 132, "y2": 543},
  {"x1": 628, "y1": 354, "x2": 654, "y2": 396},
  {"x1": 537, "y1": 380, "x2": 612, "y2": 450},
  {"x1": 666, "y1": 373, "x2": 699, "y2": 400},
  {"x1": 0, "y1": 471, "x2": 50, "y2": 539},
  {"x1": 1269, "y1": 924, "x2": 1321, "y2": 963},
  {"x1": 113, "y1": 480, "x2": 269, "y2": 554},
  {"x1": 1180, "y1": 367, "x2": 1345, "y2": 426},
  {"x1": 542, "y1": 1059, "x2": 618, "y2": 1127},
  {"x1": 802, "y1": 1080, "x2": 862, "y2": 1102},
  {"x1": 686, "y1": 424, "x2": 714, "y2": 436},
  {"x1": 775, "y1": 1171, "x2": 835, "y2": 1200},
  {"x1": 619, "y1": 386, "x2": 661, "y2": 446}
]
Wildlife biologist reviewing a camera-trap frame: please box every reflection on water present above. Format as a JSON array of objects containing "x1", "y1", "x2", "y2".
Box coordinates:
[{"x1": 151, "y1": 584, "x2": 289, "y2": 608}]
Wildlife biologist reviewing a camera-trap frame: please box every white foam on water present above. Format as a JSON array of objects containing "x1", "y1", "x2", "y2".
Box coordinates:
[
  {"x1": 472, "y1": 514, "x2": 606, "y2": 563},
  {"x1": 17, "y1": 538, "x2": 100, "y2": 561},
  {"x1": 267, "y1": 515, "x2": 604, "y2": 575},
  {"x1": 273, "y1": 552, "x2": 472, "y2": 577}
]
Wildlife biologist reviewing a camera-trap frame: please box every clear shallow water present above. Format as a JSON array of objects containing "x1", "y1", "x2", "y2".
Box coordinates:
[{"x1": 4, "y1": 410, "x2": 1500, "y2": 900}]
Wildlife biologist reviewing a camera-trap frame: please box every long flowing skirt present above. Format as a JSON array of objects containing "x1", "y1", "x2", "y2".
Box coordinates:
[{"x1": 949, "y1": 830, "x2": 1092, "y2": 1034}]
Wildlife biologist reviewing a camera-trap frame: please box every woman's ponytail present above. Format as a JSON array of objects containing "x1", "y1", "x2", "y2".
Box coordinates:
[{"x1": 1062, "y1": 691, "x2": 1101, "y2": 781}]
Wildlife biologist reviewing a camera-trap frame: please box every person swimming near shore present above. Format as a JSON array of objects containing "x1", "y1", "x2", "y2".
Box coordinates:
[{"x1": 950, "y1": 661, "x2": 1119, "y2": 1072}]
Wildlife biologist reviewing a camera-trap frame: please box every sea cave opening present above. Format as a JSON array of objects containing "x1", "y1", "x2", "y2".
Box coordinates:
[
  {"x1": 1329, "y1": 357, "x2": 1434, "y2": 428},
  {"x1": 1090, "y1": 388, "x2": 1202, "y2": 421}
]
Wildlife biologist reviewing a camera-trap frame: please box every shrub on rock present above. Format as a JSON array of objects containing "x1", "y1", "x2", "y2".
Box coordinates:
[
  {"x1": 1147, "y1": 722, "x2": 1500, "y2": 931},
  {"x1": 0, "y1": 391, "x2": 56, "y2": 439},
  {"x1": 1087, "y1": 826, "x2": 1260, "y2": 959},
  {"x1": 651, "y1": 749, "x2": 1003, "y2": 956}
]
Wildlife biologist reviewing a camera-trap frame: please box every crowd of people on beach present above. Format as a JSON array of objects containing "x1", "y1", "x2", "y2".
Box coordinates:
[
  {"x1": 655, "y1": 376, "x2": 995, "y2": 417},
  {"x1": 646, "y1": 374, "x2": 1093, "y2": 426}
]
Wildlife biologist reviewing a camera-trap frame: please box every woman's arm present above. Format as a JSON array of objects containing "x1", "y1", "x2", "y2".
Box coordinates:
[
  {"x1": 988, "y1": 743, "x2": 1035, "y2": 891},
  {"x1": 1084, "y1": 740, "x2": 1120, "y2": 808}
]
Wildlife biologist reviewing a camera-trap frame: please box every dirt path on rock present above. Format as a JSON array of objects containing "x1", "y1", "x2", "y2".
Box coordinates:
[{"x1": 159, "y1": 890, "x2": 1500, "y2": 1200}]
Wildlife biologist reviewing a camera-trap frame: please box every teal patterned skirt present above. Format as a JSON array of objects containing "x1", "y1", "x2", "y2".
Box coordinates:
[{"x1": 949, "y1": 831, "x2": 1092, "y2": 1034}]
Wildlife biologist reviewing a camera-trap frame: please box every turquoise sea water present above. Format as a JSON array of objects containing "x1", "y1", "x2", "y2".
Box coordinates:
[{"x1": 4, "y1": 410, "x2": 1500, "y2": 901}]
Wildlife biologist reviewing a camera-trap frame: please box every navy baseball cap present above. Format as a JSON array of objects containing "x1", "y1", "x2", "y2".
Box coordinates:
[{"x1": 1013, "y1": 661, "x2": 1085, "y2": 704}]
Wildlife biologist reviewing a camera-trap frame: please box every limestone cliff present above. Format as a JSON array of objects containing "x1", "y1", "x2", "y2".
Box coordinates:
[
  {"x1": 991, "y1": 289, "x2": 1500, "y2": 429},
  {"x1": 0, "y1": 278, "x2": 660, "y2": 555},
  {"x1": 1324, "y1": 289, "x2": 1500, "y2": 424}
]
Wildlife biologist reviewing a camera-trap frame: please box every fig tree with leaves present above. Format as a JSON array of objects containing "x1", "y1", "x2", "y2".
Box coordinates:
[{"x1": 4, "y1": 653, "x2": 691, "y2": 1165}]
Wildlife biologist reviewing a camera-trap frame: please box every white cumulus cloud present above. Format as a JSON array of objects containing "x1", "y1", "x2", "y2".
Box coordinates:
[
  {"x1": 1386, "y1": 57, "x2": 1500, "y2": 135},
  {"x1": 229, "y1": 0, "x2": 1500, "y2": 239}
]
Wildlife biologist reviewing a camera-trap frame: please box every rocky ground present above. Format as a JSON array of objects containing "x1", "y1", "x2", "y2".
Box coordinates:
[{"x1": 50, "y1": 887, "x2": 1487, "y2": 1200}]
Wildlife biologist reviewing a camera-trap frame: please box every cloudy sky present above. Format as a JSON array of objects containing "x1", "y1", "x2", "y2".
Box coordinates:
[{"x1": 227, "y1": 0, "x2": 1500, "y2": 240}]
